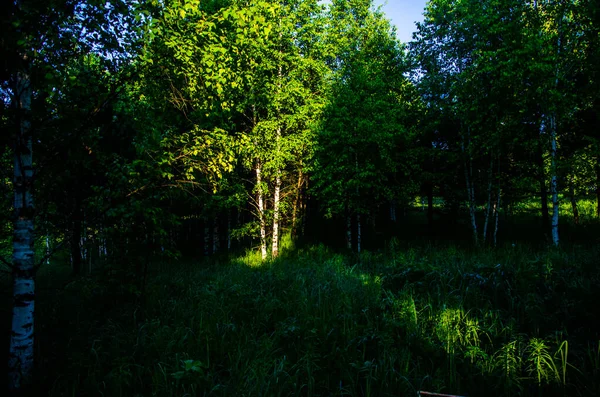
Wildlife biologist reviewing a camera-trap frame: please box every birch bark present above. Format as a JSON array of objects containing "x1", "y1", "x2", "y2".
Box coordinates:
[
  {"x1": 549, "y1": 114, "x2": 560, "y2": 246},
  {"x1": 272, "y1": 172, "x2": 281, "y2": 258},
  {"x1": 256, "y1": 163, "x2": 267, "y2": 260},
  {"x1": 9, "y1": 64, "x2": 36, "y2": 393}
]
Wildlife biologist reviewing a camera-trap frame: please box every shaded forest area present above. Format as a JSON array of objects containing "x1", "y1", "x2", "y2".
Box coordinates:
[{"x1": 1, "y1": 0, "x2": 600, "y2": 396}]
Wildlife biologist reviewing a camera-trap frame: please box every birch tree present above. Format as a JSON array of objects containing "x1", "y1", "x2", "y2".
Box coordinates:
[{"x1": 314, "y1": 0, "x2": 409, "y2": 251}]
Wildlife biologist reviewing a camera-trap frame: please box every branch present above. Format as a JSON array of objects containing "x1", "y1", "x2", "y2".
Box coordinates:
[
  {"x1": 418, "y1": 392, "x2": 466, "y2": 397},
  {"x1": 35, "y1": 240, "x2": 66, "y2": 271}
]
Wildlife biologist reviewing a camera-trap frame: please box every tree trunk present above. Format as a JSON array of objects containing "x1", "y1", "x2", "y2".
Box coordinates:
[
  {"x1": 569, "y1": 177, "x2": 579, "y2": 225},
  {"x1": 71, "y1": 198, "x2": 82, "y2": 275},
  {"x1": 256, "y1": 163, "x2": 267, "y2": 260},
  {"x1": 596, "y1": 158, "x2": 600, "y2": 218},
  {"x1": 539, "y1": 144, "x2": 550, "y2": 230},
  {"x1": 346, "y1": 212, "x2": 352, "y2": 250},
  {"x1": 482, "y1": 158, "x2": 494, "y2": 244},
  {"x1": 45, "y1": 229, "x2": 50, "y2": 266},
  {"x1": 356, "y1": 213, "x2": 362, "y2": 254},
  {"x1": 204, "y1": 222, "x2": 210, "y2": 256},
  {"x1": 549, "y1": 114, "x2": 560, "y2": 246},
  {"x1": 462, "y1": 134, "x2": 478, "y2": 245},
  {"x1": 227, "y1": 210, "x2": 231, "y2": 251},
  {"x1": 426, "y1": 184, "x2": 433, "y2": 230},
  {"x1": 291, "y1": 170, "x2": 303, "y2": 237},
  {"x1": 493, "y1": 188, "x2": 501, "y2": 247},
  {"x1": 389, "y1": 199, "x2": 396, "y2": 222},
  {"x1": 272, "y1": 173, "x2": 281, "y2": 258},
  {"x1": 549, "y1": 15, "x2": 562, "y2": 246},
  {"x1": 213, "y1": 216, "x2": 219, "y2": 253},
  {"x1": 9, "y1": 65, "x2": 35, "y2": 394}
]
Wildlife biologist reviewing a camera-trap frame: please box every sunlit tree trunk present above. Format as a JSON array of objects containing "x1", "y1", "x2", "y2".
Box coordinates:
[
  {"x1": 256, "y1": 162, "x2": 267, "y2": 260},
  {"x1": 272, "y1": 171, "x2": 281, "y2": 258},
  {"x1": 271, "y1": 30, "x2": 283, "y2": 259},
  {"x1": 9, "y1": 64, "x2": 35, "y2": 394}
]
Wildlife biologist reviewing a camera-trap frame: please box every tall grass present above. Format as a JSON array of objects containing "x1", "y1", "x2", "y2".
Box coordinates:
[{"x1": 5, "y1": 242, "x2": 599, "y2": 396}]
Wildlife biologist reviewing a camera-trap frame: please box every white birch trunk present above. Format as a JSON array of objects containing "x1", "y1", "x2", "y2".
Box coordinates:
[
  {"x1": 550, "y1": 114, "x2": 560, "y2": 246},
  {"x1": 462, "y1": 134, "x2": 478, "y2": 245},
  {"x1": 272, "y1": 172, "x2": 281, "y2": 258},
  {"x1": 482, "y1": 158, "x2": 494, "y2": 244},
  {"x1": 549, "y1": 14, "x2": 563, "y2": 247},
  {"x1": 45, "y1": 235, "x2": 50, "y2": 265},
  {"x1": 9, "y1": 65, "x2": 35, "y2": 393},
  {"x1": 256, "y1": 163, "x2": 267, "y2": 260}
]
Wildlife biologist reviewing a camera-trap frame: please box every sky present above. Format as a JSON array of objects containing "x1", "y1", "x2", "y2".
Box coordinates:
[{"x1": 373, "y1": 0, "x2": 428, "y2": 43}]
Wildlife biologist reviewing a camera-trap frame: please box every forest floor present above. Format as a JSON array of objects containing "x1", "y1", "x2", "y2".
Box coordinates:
[
  {"x1": 2, "y1": 229, "x2": 600, "y2": 397},
  {"x1": 2, "y1": 205, "x2": 600, "y2": 396}
]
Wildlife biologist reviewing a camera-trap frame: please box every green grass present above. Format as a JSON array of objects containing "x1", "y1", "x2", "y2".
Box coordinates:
[{"x1": 4, "y1": 241, "x2": 598, "y2": 397}]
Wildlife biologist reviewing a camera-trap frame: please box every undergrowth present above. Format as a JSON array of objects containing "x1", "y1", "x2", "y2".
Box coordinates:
[{"x1": 12, "y1": 243, "x2": 600, "y2": 396}]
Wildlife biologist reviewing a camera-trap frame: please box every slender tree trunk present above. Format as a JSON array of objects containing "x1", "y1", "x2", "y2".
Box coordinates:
[
  {"x1": 569, "y1": 177, "x2": 579, "y2": 225},
  {"x1": 271, "y1": 33, "x2": 283, "y2": 258},
  {"x1": 291, "y1": 170, "x2": 303, "y2": 237},
  {"x1": 548, "y1": 14, "x2": 563, "y2": 246},
  {"x1": 426, "y1": 183, "x2": 434, "y2": 230},
  {"x1": 71, "y1": 198, "x2": 82, "y2": 275},
  {"x1": 539, "y1": 134, "x2": 550, "y2": 230},
  {"x1": 390, "y1": 199, "x2": 396, "y2": 222},
  {"x1": 272, "y1": 172, "x2": 281, "y2": 258},
  {"x1": 356, "y1": 213, "x2": 362, "y2": 254},
  {"x1": 493, "y1": 188, "x2": 501, "y2": 247},
  {"x1": 204, "y1": 222, "x2": 210, "y2": 256},
  {"x1": 9, "y1": 65, "x2": 35, "y2": 394},
  {"x1": 482, "y1": 158, "x2": 494, "y2": 244},
  {"x1": 462, "y1": 133, "x2": 478, "y2": 245},
  {"x1": 45, "y1": 228, "x2": 50, "y2": 265},
  {"x1": 213, "y1": 216, "x2": 219, "y2": 253},
  {"x1": 300, "y1": 182, "x2": 307, "y2": 237},
  {"x1": 346, "y1": 210, "x2": 352, "y2": 250},
  {"x1": 227, "y1": 210, "x2": 231, "y2": 251},
  {"x1": 256, "y1": 162, "x2": 267, "y2": 260},
  {"x1": 540, "y1": 180, "x2": 550, "y2": 229},
  {"x1": 549, "y1": 114, "x2": 560, "y2": 246},
  {"x1": 596, "y1": 158, "x2": 600, "y2": 218}
]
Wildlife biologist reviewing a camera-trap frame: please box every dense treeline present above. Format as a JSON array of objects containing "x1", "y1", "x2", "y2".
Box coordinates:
[{"x1": 1, "y1": 0, "x2": 600, "y2": 395}]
